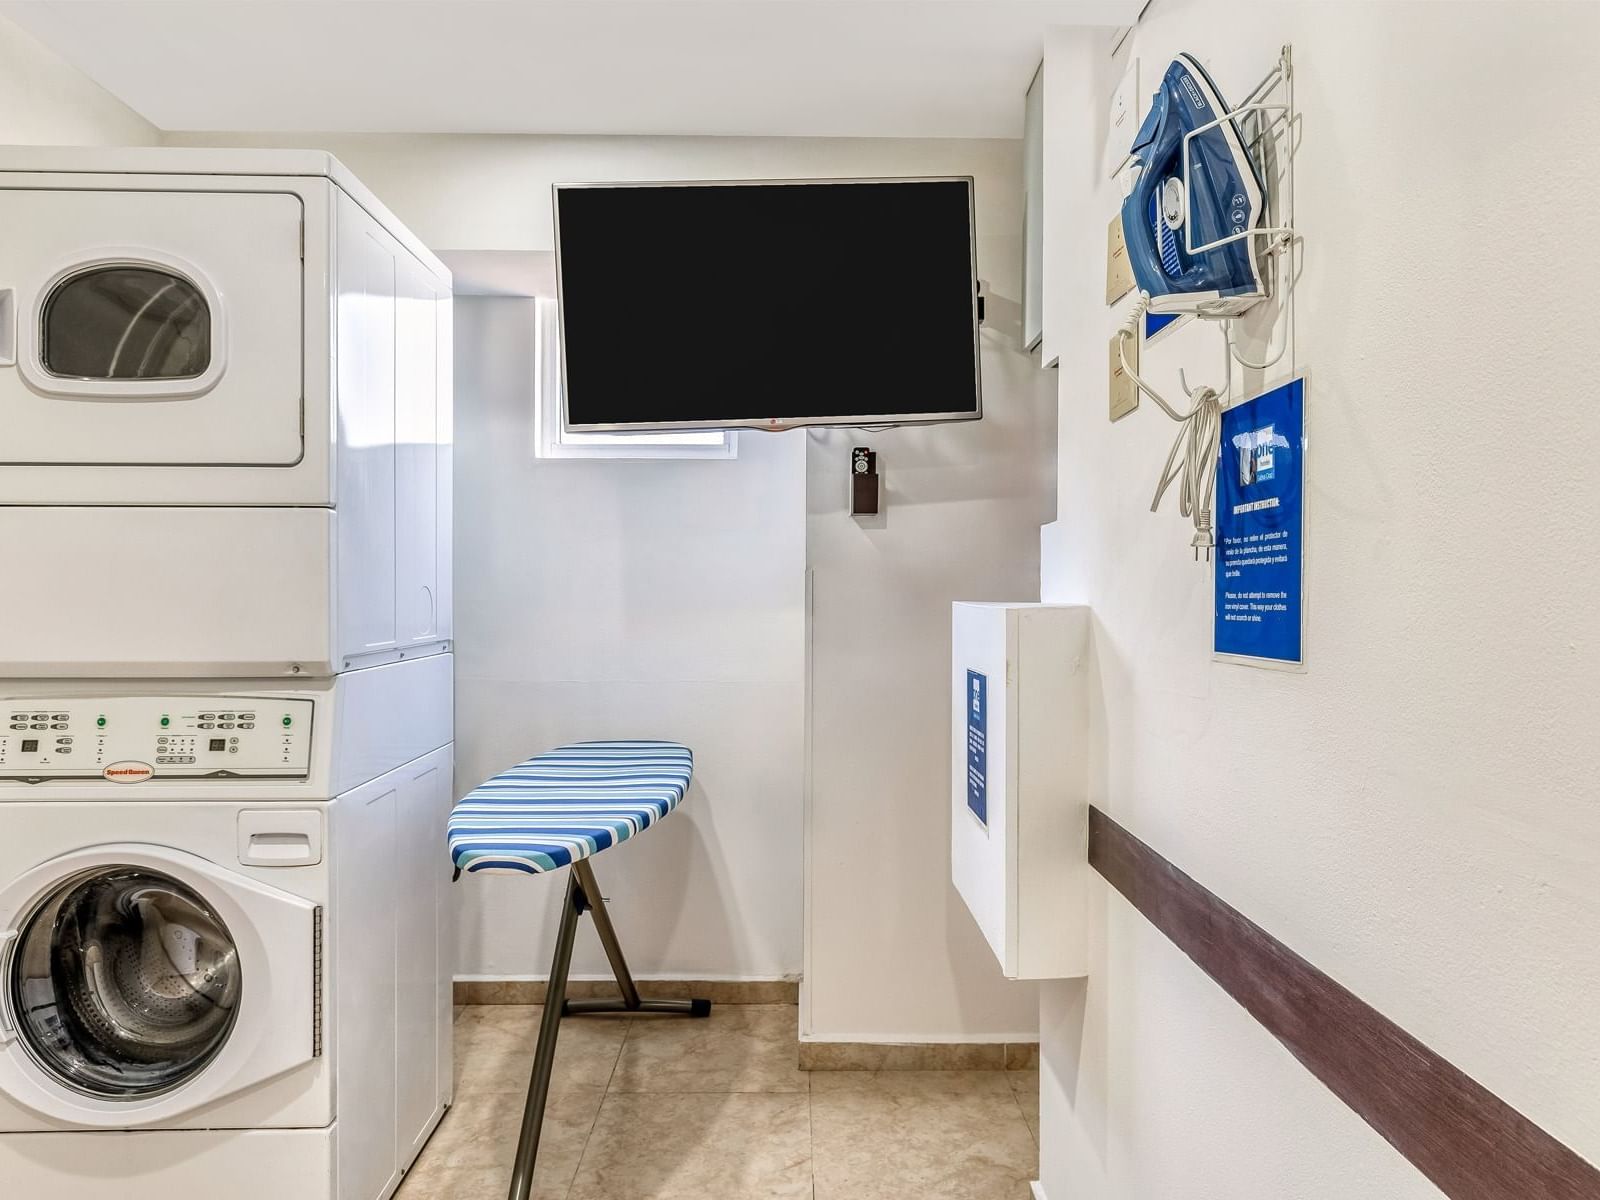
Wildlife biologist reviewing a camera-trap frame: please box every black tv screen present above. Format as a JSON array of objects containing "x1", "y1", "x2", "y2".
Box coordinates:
[{"x1": 553, "y1": 178, "x2": 981, "y2": 432}]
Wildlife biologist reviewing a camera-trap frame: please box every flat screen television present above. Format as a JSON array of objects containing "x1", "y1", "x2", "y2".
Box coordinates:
[{"x1": 552, "y1": 178, "x2": 981, "y2": 432}]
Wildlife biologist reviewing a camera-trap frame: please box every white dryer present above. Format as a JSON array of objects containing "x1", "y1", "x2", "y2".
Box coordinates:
[
  {"x1": 0, "y1": 656, "x2": 454, "y2": 1200},
  {"x1": 0, "y1": 147, "x2": 453, "y2": 680}
]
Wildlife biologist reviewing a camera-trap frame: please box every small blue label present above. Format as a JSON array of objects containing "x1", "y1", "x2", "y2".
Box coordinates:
[
  {"x1": 1144, "y1": 311, "x2": 1181, "y2": 341},
  {"x1": 966, "y1": 670, "x2": 988, "y2": 825},
  {"x1": 1215, "y1": 378, "x2": 1305, "y2": 664}
]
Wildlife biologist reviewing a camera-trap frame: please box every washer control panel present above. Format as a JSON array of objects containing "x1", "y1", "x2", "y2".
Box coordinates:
[{"x1": 0, "y1": 697, "x2": 314, "y2": 781}]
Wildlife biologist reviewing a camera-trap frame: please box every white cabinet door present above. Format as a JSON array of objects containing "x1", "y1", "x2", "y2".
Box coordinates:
[
  {"x1": 334, "y1": 197, "x2": 399, "y2": 664},
  {"x1": 334, "y1": 192, "x2": 452, "y2": 668},
  {"x1": 395, "y1": 750, "x2": 450, "y2": 1164},
  {"x1": 395, "y1": 256, "x2": 442, "y2": 650},
  {"x1": 333, "y1": 778, "x2": 400, "y2": 1200},
  {"x1": 0, "y1": 189, "x2": 303, "y2": 466}
]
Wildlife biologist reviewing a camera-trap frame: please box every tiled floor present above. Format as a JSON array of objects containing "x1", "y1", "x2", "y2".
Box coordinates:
[{"x1": 396, "y1": 1004, "x2": 1039, "y2": 1200}]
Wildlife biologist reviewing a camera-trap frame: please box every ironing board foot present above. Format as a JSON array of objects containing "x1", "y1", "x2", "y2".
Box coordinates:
[{"x1": 563, "y1": 996, "x2": 712, "y2": 1018}]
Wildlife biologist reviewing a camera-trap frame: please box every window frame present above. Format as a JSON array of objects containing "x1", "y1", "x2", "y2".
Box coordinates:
[{"x1": 532, "y1": 297, "x2": 737, "y2": 461}]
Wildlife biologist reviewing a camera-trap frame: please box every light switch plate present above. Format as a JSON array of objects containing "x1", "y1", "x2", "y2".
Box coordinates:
[
  {"x1": 1105, "y1": 58, "x2": 1140, "y2": 178},
  {"x1": 1107, "y1": 216, "x2": 1134, "y2": 305},
  {"x1": 1109, "y1": 332, "x2": 1139, "y2": 421}
]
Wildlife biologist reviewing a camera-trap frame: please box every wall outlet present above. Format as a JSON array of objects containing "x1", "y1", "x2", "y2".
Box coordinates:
[
  {"x1": 1106, "y1": 216, "x2": 1134, "y2": 305},
  {"x1": 1109, "y1": 333, "x2": 1139, "y2": 421}
]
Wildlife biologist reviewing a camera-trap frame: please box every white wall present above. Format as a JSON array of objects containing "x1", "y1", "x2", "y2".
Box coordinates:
[
  {"x1": 0, "y1": 12, "x2": 156, "y2": 145},
  {"x1": 803, "y1": 140, "x2": 1057, "y2": 1043},
  {"x1": 1039, "y1": 2, "x2": 1600, "y2": 1197},
  {"x1": 167, "y1": 133, "x2": 1058, "y2": 1027},
  {"x1": 453, "y1": 296, "x2": 806, "y2": 980}
]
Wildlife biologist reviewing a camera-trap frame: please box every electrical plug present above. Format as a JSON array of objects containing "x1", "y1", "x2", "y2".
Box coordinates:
[{"x1": 1192, "y1": 511, "x2": 1215, "y2": 562}]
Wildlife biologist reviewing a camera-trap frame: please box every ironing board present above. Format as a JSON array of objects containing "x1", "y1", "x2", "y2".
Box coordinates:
[{"x1": 447, "y1": 740, "x2": 709, "y2": 1200}]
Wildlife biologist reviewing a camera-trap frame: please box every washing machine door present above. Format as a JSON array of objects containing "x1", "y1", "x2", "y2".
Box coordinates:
[
  {"x1": 0, "y1": 845, "x2": 317, "y2": 1128},
  {"x1": 0, "y1": 187, "x2": 304, "y2": 467}
]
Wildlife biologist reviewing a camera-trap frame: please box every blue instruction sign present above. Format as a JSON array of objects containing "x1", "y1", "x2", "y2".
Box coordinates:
[
  {"x1": 1215, "y1": 378, "x2": 1305, "y2": 665},
  {"x1": 965, "y1": 670, "x2": 987, "y2": 825}
]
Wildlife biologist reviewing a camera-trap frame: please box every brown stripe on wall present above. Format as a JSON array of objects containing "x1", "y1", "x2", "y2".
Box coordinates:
[{"x1": 1088, "y1": 806, "x2": 1600, "y2": 1200}]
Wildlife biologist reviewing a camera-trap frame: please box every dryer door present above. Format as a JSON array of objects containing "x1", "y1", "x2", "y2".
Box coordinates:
[
  {"x1": 0, "y1": 844, "x2": 316, "y2": 1128},
  {"x1": 0, "y1": 188, "x2": 303, "y2": 467}
]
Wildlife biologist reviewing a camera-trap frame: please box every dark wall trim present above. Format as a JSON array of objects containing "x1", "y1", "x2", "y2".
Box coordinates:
[{"x1": 1088, "y1": 806, "x2": 1600, "y2": 1200}]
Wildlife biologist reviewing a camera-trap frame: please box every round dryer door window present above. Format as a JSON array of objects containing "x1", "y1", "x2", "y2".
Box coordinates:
[
  {"x1": 40, "y1": 265, "x2": 212, "y2": 381},
  {"x1": 8, "y1": 867, "x2": 242, "y2": 1099}
]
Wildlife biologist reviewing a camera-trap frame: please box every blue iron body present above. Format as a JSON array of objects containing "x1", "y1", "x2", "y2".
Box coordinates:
[{"x1": 1121, "y1": 53, "x2": 1267, "y2": 316}]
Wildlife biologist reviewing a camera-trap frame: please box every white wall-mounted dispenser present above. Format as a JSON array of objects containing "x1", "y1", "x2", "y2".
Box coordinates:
[{"x1": 951, "y1": 602, "x2": 1089, "y2": 980}]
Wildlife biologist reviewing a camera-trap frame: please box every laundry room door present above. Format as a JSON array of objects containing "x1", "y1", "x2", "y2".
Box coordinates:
[{"x1": 0, "y1": 188, "x2": 303, "y2": 466}]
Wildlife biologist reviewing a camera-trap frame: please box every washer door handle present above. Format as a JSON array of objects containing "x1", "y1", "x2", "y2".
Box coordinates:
[
  {"x1": 0, "y1": 929, "x2": 17, "y2": 1043},
  {"x1": 0, "y1": 287, "x2": 15, "y2": 367}
]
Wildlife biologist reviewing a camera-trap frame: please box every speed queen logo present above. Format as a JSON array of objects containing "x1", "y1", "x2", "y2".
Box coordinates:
[{"x1": 103, "y1": 761, "x2": 154, "y2": 784}]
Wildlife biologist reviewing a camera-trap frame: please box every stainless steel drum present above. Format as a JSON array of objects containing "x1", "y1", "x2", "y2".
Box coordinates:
[{"x1": 9, "y1": 867, "x2": 241, "y2": 1099}]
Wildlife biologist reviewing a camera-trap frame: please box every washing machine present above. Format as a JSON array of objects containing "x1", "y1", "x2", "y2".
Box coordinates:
[
  {"x1": 0, "y1": 146, "x2": 453, "y2": 680},
  {"x1": 0, "y1": 655, "x2": 454, "y2": 1200}
]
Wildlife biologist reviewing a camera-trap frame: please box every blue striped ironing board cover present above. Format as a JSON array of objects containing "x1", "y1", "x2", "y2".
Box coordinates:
[{"x1": 448, "y1": 740, "x2": 693, "y2": 876}]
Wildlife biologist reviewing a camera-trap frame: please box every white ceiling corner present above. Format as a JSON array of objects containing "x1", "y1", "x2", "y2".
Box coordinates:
[{"x1": 1, "y1": 0, "x2": 1142, "y2": 139}]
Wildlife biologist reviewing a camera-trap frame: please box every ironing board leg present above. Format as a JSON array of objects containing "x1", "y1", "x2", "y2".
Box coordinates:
[
  {"x1": 566, "y1": 859, "x2": 711, "y2": 1019},
  {"x1": 572, "y1": 859, "x2": 642, "y2": 1009},
  {"x1": 506, "y1": 868, "x2": 583, "y2": 1200}
]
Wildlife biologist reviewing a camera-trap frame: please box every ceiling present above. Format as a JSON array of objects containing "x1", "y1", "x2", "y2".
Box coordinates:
[{"x1": 2, "y1": 0, "x2": 1138, "y2": 139}]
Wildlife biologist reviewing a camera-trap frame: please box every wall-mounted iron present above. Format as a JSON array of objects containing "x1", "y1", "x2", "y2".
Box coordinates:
[
  {"x1": 1120, "y1": 53, "x2": 1267, "y2": 318},
  {"x1": 1111, "y1": 46, "x2": 1300, "y2": 561}
]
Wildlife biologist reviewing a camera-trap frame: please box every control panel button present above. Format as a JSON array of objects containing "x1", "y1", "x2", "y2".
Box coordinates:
[
  {"x1": 30, "y1": 713, "x2": 47, "y2": 721},
  {"x1": 51, "y1": 714, "x2": 69, "y2": 722},
  {"x1": 50, "y1": 723, "x2": 67, "y2": 730},
  {"x1": 219, "y1": 722, "x2": 235, "y2": 730},
  {"x1": 8, "y1": 724, "x2": 25, "y2": 731},
  {"x1": 240, "y1": 722, "x2": 255, "y2": 730},
  {"x1": 198, "y1": 722, "x2": 215, "y2": 730},
  {"x1": 29, "y1": 723, "x2": 46, "y2": 730},
  {"x1": 57, "y1": 747, "x2": 72, "y2": 755},
  {"x1": 56, "y1": 737, "x2": 72, "y2": 745}
]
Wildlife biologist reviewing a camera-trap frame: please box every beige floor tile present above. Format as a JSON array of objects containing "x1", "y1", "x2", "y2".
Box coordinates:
[
  {"x1": 1004, "y1": 1043, "x2": 1040, "y2": 1071},
  {"x1": 568, "y1": 1092, "x2": 812, "y2": 1200},
  {"x1": 398, "y1": 1161, "x2": 567, "y2": 1200},
  {"x1": 400, "y1": 1086, "x2": 605, "y2": 1197},
  {"x1": 801, "y1": 1041, "x2": 1007, "y2": 1071},
  {"x1": 1007, "y1": 1070, "x2": 1040, "y2": 1145},
  {"x1": 809, "y1": 1069, "x2": 1014, "y2": 1097},
  {"x1": 454, "y1": 1004, "x2": 631, "y2": 1096},
  {"x1": 811, "y1": 1071, "x2": 1037, "y2": 1200},
  {"x1": 609, "y1": 1003, "x2": 807, "y2": 1094}
]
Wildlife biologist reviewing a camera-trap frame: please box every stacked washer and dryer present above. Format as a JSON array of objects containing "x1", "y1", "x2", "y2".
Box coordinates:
[{"x1": 0, "y1": 149, "x2": 455, "y2": 1200}]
